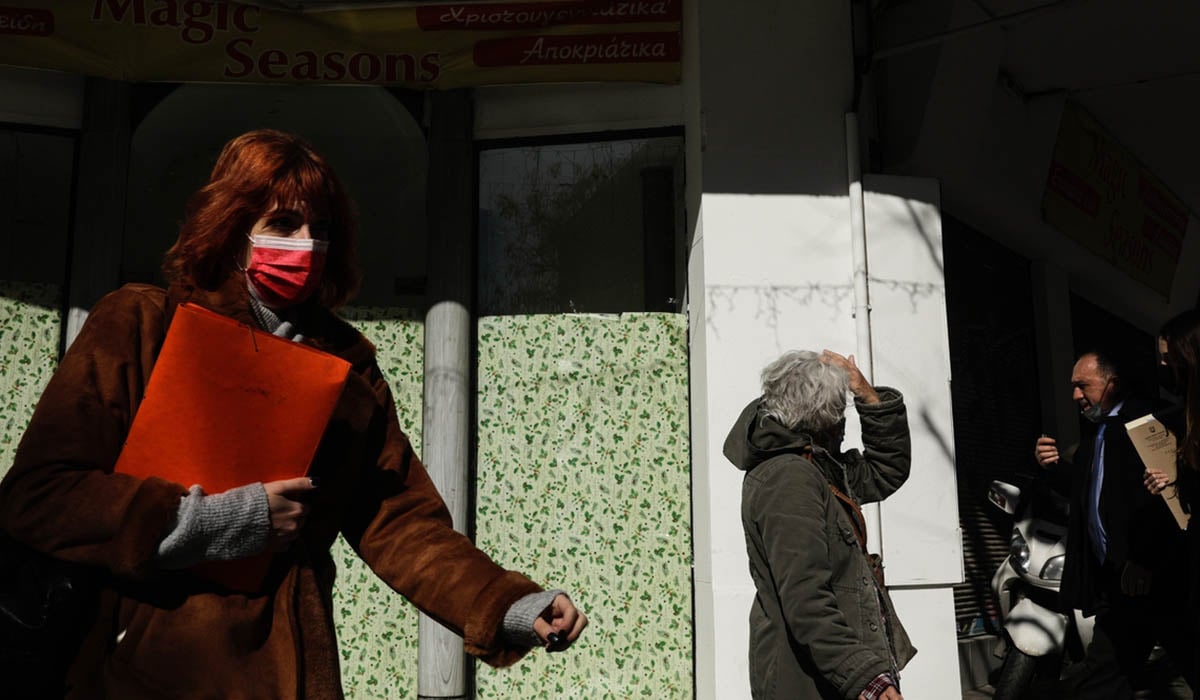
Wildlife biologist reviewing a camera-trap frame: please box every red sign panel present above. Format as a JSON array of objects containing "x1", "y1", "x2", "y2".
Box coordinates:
[
  {"x1": 0, "y1": 6, "x2": 53, "y2": 36},
  {"x1": 417, "y1": 1, "x2": 680, "y2": 30},
  {"x1": 475, "y1": 31, "x2": 679, "y2": 67}
]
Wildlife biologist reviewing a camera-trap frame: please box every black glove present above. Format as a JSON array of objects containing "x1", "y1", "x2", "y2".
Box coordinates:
[{"x1": 1119, "y1": 561, "x2": 1153, "y2": 596}]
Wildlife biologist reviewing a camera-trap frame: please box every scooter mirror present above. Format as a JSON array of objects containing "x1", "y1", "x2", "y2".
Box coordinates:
[{"x1": 988, "y1": 480, "x2": 1022, "y2": 515}]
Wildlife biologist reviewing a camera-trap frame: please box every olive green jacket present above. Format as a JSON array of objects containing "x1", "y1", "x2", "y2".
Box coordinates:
[{"x1": 724, "y1": 388, "x2": 916, "y2": 700}]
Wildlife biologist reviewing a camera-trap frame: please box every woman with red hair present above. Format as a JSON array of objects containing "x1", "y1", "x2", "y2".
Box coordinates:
[
  {"x1": 0, "y1": 129, "x2": 586, "y2": 698},
  {"x1": 1144, "y1": 309, "x2": 1200, "y2": 688},
  {"x1": 1144, "y1": 310, "x2": 1200, "y2": 505},
  {"x1": 1157, "y1": 310, "x2": 1200, "y2": 470}
]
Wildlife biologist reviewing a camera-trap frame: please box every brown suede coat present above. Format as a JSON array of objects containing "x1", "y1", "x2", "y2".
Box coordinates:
[{"x1": 0, "y1": 278, "x2": 542, "y2": 699}]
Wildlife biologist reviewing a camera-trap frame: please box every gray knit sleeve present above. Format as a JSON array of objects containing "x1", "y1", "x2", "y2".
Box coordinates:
[
  {"x1": 501, "y1": 589, "x2": 567, "y2": 648},
  {"x1": 155, "y1": 483, "x2": 272, "y2": 570}
]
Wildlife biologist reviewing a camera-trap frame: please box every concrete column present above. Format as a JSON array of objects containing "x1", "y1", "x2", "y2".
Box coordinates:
[
  {"x1": 687, "y1": 2, "x2": 860, "y2": 697},
  {"x1": 687, "y1": 1, "x2": 963, "y2": 697},
  {"x1": 418, "y1": 89, "x2": 474, "y2": 700},
  {"x1": 65, "y1": 78, "x2": 130, "y2": 348}
]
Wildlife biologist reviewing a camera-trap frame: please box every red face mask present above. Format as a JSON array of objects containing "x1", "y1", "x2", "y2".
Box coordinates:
[{"x1": 245, "y1": 236, "x2": 328, "y2": 309}]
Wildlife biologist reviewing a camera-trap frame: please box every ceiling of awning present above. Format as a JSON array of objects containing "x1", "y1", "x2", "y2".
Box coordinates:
[{"x1": 875, "y1": 0, "x2": 1200, "y2": 218}]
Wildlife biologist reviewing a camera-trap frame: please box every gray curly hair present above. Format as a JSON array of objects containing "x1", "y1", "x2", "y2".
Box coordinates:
[{"x1": 760, "y1": 350, "x2": 849, "y2": 432}]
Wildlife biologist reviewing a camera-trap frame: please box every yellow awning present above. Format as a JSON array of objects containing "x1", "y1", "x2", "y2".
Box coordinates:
[{"x1": 0, "y1": 1, "x2": 680, "y2": 88}]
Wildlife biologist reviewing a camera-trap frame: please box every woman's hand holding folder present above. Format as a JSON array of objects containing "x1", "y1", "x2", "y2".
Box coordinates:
[{"x1": 265, "y1": 477, "x2": 318, "y2": 550}]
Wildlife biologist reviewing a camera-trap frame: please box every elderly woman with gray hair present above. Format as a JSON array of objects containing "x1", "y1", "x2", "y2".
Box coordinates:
[{"x1": 724, "y1": 349, "x2": 915, "y2": 700}]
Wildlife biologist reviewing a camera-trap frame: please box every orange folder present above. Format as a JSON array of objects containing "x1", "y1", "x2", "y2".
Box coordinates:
[{"x1": 114, "y1": 302, "x2": 351, "y2": 592}]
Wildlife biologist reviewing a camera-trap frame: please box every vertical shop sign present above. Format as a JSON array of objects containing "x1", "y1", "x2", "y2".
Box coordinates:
[
  {"x1": 1042, "y1": 102, "x2": 1190, "y2": 297},
  {"x1": 0, "y1": 0, "x2": 681, "y2": 88}
]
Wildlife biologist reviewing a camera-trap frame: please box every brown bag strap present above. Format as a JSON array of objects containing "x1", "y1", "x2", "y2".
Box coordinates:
[
  {"x1": 828, "y1": 483, "x2": 869, "y2": 551},
  {"x1": 823, "y1": 463, "x2": 886, "y2": 587},
  {"x1": 798, "y1": 447, "x2": 871, "y2": 550}
]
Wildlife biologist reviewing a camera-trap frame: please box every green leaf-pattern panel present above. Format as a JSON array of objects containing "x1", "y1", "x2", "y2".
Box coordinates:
[
  {"x1": 334, "y1": 307, "x2": 424, "y2": 699},
  {"x1": 0, "y1": 282, "x2": 61, "y2": 479},
  {"x1": 475, "y1": 313, "x2": 692, "y2": 700}
]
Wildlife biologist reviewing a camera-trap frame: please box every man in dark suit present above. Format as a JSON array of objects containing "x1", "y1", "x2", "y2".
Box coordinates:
[{"x1": 1034, "y1": 349, "x2": 1192, "y2": 698}]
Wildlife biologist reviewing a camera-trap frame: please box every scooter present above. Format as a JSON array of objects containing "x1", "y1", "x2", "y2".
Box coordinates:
[{"x1": 988, "y1": 479, "x2": 1094, "y2": 700}]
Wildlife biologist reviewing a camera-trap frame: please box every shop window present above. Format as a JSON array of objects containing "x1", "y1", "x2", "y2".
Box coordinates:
[
  {"x1": 0, "y1": 128, "x2": 74, "y2": 289},
  {"x1": 0, "y1": 126, "x2": 76, "y2": 480},
  {"x1": 477, "y1": 131, "x2": 684, "y2": 315}
]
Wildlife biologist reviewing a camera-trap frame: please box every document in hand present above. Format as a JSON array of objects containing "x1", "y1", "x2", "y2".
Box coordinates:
[
  {"x1": 1124, "y1": 413, "x2": 1189, "y2": 530},
  {"x1": 114, "y1": 302, "x2": 352, "y2": 591}
]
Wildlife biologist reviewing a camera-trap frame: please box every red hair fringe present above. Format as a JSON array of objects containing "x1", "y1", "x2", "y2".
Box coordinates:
[{"x1": 163, "y1": 129, "x2": 360, "y2": 308}]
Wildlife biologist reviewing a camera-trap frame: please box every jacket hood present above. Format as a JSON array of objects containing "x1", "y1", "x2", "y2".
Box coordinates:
[{"x1": 723, "y1": 397, "x2": 815, "y2": 472}]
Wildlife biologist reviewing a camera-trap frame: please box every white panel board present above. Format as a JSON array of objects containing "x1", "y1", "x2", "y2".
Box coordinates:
[
  {"x1": 864, "y1": 175, "x2": 964, "y2": 586},
  {"x1": 889, "y1": 587, "x2": 964, "y2": 699}
]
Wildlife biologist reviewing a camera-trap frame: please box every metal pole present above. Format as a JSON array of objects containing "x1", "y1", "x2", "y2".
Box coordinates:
[
  {"x1": 418, "y1": 89, "x2": 474, "y2": 700},
  {"x1": 845, "y1": 112, "x2": 885, "y2": 552}
]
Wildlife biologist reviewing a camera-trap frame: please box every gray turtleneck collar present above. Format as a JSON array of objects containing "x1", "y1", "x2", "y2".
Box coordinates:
[{"x1": 246, "y1": 280, "x2": 304, "y2": 341}]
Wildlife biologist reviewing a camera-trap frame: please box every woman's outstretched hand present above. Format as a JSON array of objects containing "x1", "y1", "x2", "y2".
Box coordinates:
[
  {"x1": 263, "y1": 477, "x2": 318, "y2": 550},
  {"x1": 533, "y1": 593, "x2": 588, "y2": 652}
]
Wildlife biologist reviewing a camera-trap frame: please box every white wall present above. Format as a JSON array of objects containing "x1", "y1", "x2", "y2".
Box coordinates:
[
  {"x1": 864, "y1": 176, "x2": 964, "y2": 696},
  {"x1": 864, "y1": 176, "x2": 961, "y2": 587},
  {"x1": 686, "y1": 2, "x2": 962, "y2": 698}
]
